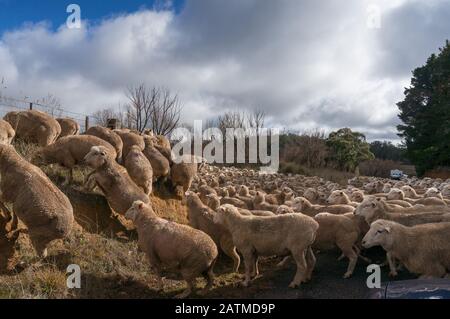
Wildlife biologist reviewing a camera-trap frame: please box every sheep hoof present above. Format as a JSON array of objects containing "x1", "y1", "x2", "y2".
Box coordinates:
[
  {"x1": 288, "y1": 282, "x2": 300, "y2": 289},
  {"x1": 389, "y1": 271, "x2": 398, "y2": 278},
  {"x1": 343, "y1": 272, "x2": 352, "y2": 279},
  {"x1": 174, "y1": 289, "x2": 191, "y2": 299}
]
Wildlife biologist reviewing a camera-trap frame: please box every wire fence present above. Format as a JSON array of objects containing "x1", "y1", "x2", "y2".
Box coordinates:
[{"x1": 0, "y1": 95, "x2": 98, "y2": 132}]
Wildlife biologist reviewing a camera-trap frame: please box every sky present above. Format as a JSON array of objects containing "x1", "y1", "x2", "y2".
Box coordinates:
[{"x1": 0, "y1": 0, "x2": 449, "y2": 142}]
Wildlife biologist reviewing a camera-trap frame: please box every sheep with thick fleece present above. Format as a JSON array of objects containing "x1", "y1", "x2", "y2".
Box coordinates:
[
  {"x1": 291, "y1": 197, "x2": 354, "y2": 216},
  {"x1": 31, "y1": 135, "x2": 117, "y2": 182},
  {"x1": 83, "y1": 146, "x2": 150, "y2": 215},
  {"x1": 354, "y1": 197, "x2": 450, "y2": 226},
  {"x1": 126, "y1": 200, "x2": 217, "y2": 298},
  {"x1": 253, "y1": 191, "x2": 278, "y2": 213},
  {"x1": 213, "y1": 204, "x2": 318, "y2": 288},
  {"x1": 4, "y1": 110, "x2": 61, "y2": 146},
  {"x1": 326, "y1": 190, "x2": 358, "y2": 207},
  {"x1": 185, "y1": 191, "x2": 240, "y2": 272},
  {"x1": 56, "y1": 118, "x2": 79, "y2": 138},
  {"x1": 124, "y1": 145, "x2": 153, "y2": 195},
  {"x1": 142, "y1": 136, "x2": 170, "y2": 181},
  {"x1": 170, "y1": 155, "x2": 203, "y2": 197},
  {"x1": 0, "y1": 144, "x2": 73, "y2": 257},
  {"x1": 114, "y1": 130, "x2": 145, "y2": 160},
  {"x1": 86, "y1": 126, "x2": 123, "y2": 162},
  {"x1": 0, "y1": 119, "x2": 15, "y2": 145},
  {"x1": 362, "y1": 219, "x2": 450, "y2": 278}
]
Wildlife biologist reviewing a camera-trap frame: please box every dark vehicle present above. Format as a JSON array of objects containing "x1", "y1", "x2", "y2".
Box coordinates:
[{"x1": 368, "y1": 279, "x2": 450, "y2": 299}]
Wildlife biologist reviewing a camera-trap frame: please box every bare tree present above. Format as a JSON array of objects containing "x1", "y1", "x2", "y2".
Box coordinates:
[
  {"x1": 36, "y1": 93, "x2": 63, "y2": 117},
  {"x1": 126, "y1": 84, "x2": 181, "y2": 135},
  {"x1": 92, "y1": 107, "x2": 124, "y2": 127},
  {"x1": 247, "y1": 109, "x2": 265, "y2": 133},
  {"x1": 150, "y1": 88, "x2": 182, "y2": 136}
]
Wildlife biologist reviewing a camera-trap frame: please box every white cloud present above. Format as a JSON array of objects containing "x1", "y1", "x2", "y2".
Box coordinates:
[{"x1": 0, "y1": 0, "x2": 447, "y2": 141}]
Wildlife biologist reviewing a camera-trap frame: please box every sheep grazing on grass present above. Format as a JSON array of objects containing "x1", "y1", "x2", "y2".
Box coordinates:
[
  {"x1": 126, "y1": 200, "x2": 218, "y2": 298},
  {"x1": 0, "y1": 119, "x2": 15, "y2": 145},
  {"x1": 143, "y1": 136, "x2": 170, "y2": 181},
  {"x1": 4, "y1": 110, "x2": 61, "y2": 146},
  {"x1": 213, "y1": 204, "x2": 318, "y2": 288},
  {"x1": 362, "y1": 219, "x2": 450, "y2": 278},
  {"x1": 0, "y1": 144, "x2": 74, "y2": 257},
  {"x1": 291, "y1": 197, "x2": 354, "y2": 216},
  {"x1": 31, "y1": 135, "x2": 117, "y2": 182},
  {"x1": 83, "y1": 146, "x2": 149, "y2": 215},
  {"x1": 0, "y1": 207, "x2": 21, "y2": 272},
  {"x1": 86, "y1": 126, "x2": 124, "y2": 163},
  {"x1": 185, "y1": 191, "x2": 240, "y2": 272},
  {"x1": 56, "y1": 118, "x2": 80, "y2": 138},
  {"x1": 354, "y1": 197, "x2": 450, "y2": 226},
  {"x1": 124, "y1": 145, "x2": 153, "y2": 195}
]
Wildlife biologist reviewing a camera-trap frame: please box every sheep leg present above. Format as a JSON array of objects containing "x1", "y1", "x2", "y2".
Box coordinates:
[
  {"x1": 277, "y1": 256, "x2": 292, "y2": 268},
  {"x1": 198, "y1": 258, "x2": 217, "y2": 296},
  {"x1": 242, "y1": 250, "x2": 255, "y2": 287},
  {"x1": 387, "y1": 252, "x2": 398, "y2": 277},
  {"x1": 251, "y1": 255, "x2": 260, "y2": 278},
  {"x1": 338, "y1": 245, "x2": 358, "y2": 279},
  {"x1": 305, "y1": 246, "x2": 316, "y2": 282},
  {"x1": 220, "y1": 237, "x2": 240, "y2": 273},
  {"x1": 289, "y1": 249, "x2": 307, "y2": 288},
  {"x1": 175, "y1": 279, "x2": 194, "y2": 299}
]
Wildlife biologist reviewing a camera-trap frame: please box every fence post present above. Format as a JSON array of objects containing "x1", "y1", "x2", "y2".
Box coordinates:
[
  {"x1": 85, "y1": 116, "x2": 90, "y2": 132},
  {"x1": 29, "y1": 102, "x2": 33, "y2": 110}
]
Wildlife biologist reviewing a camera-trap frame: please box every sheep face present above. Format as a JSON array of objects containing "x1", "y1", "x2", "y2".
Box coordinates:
[
  {"x1": 382, "y1": 183, "x2": 392, "y2": 194},
  {"x1": 84, "y1": 146, "x2": 108, "y2": 169},
  {"x1": 303, "y1": 188, "x2": 317, "y2": 202},
  {"x1": 326, "y1": 190, "x2": 346, "y2": 205},
  {"x1": 351, "y1": 191, "x2": 364, "y2": 203},
  {"x1": 354, "y1": 198, "x2": 379, "y2": 221},
  {"x1": 362, "y1": 220, "x2": 392, "y2": 249},
  {"x1": 125, "y1": 200, "x2": 146, "y2": 222},
  {"x1": 386, "y1": 188, "x2": 403, "y2": 200},
  {"x1": 424, "y1": 187, "x2": 442, "y2": 199},
  {"x1": 400, "y1": 186, "x2": 415, "y2": 198},
  {"x1": 276, "y1": 205, "x2": 293, "y2": 215}
]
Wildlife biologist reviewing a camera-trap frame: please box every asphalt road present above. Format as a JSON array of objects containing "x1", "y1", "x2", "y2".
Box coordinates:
[{"x1": 207, "y1": 247, "x2": 416, "y2": 299}]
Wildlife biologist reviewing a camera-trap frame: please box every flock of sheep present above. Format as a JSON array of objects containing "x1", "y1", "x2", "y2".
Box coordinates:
[{"x1": 1, "y1": 109, "x2": 450, "y2": 299}]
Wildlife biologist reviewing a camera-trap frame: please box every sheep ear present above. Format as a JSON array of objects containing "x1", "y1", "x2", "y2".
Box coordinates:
[
  {"x1": 138, "y1": 202, "x2": 144, "y2": 210},
  {"x1": 371, "y1": 202, "x2": 376, "y2": 207},
  {"x1": 384, "y1": 226, "x2": 391, "y2": 233},
  {"x1": 100, "y1": 151, "x2": 106, "y2": 156}
]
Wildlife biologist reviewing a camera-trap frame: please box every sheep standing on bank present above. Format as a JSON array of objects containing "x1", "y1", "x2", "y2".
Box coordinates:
[
  {"x1": 126, "y1": 200, "x2": 218, "y2": 298},
  {"x1": 86, "y1": 126, "x2": 124, "y2": 163},
  {"x1": 124, "y1": 145, "x2": 153, "y2": 195},
  {"x1": 56, "y1": 118, "x2": 80, "y2": 138},
  {"x1": 31, "y1": 135, "x2": 117, "y2": 182},
  {"x1": 83, "y1": 146, "x2": 150, "y2": 215},
  {"x1": 143, "y1": 136, "x2": 170, "y2": 181},
  {"x1": 362, "y1": 219, "x2": 450, "y2": 278},
  {"x1": 213, "y1": 204, "x2": 318, "y2": 288},
  {"x1": 0, "y1": 119, "x2": 15, "y2": 145},
  {"x1": 114, "y1": 130, "x2": 145, "y2": 160},
  {"x1": 4, "y1": 110, "x2": 61, "y2": 146},
  {"x1": 0, "y1": 144, "x2": 74, "y2": 257},
  {"x1": 170, "y1": 155, "x2": 202, "y2": 197}
]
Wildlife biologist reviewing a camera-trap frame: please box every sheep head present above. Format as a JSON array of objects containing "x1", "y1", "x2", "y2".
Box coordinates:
[
  {"x1": 386, "y1": 188, "x2": 404, "y2": 200},
  {"x1": 362, "y1": 219, "x2": 393, "y2": 249},
  {"x1": 84, "y1": 146, "x2": 109, "y2": 169},
  {"x1": 354, "y1": 197, "x2": 381, "y2": 223},
  {"x1": 326, "y1": 190, "x2": 347, "y2": 205}
]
